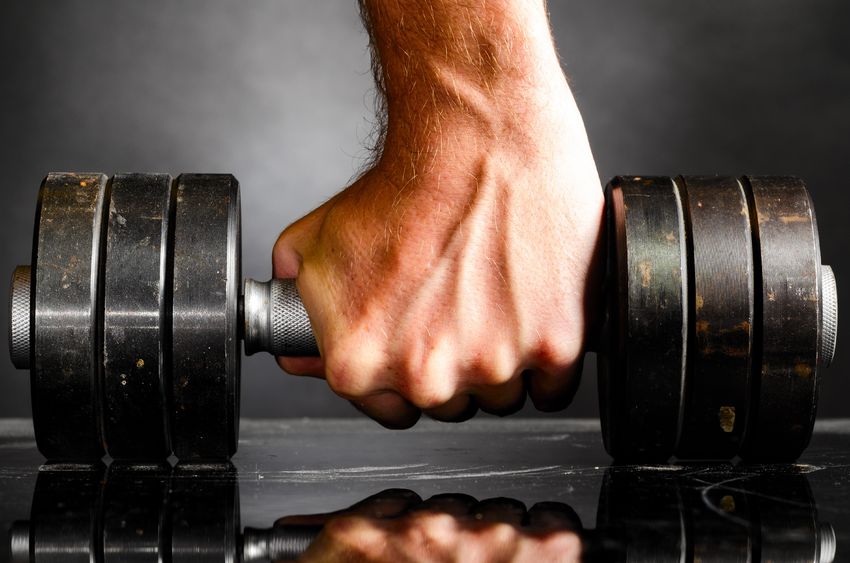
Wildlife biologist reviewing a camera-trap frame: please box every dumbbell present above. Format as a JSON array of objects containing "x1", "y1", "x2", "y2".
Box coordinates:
[
  {"x1": 9, "y1": 462, "x2": 836, "y2": 562},
  {"x1": 7, "y1": 173, "x2": 838, "y2": 462}
]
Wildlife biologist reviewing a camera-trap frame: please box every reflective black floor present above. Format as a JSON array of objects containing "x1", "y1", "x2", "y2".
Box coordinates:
[{"x1": 1, "y1": 418, "x2": 848, "y2": 562}]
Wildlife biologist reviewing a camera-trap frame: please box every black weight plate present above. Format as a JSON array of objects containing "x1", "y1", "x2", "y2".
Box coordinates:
[
  {"x1": 171, "y1": 463, "x2": 240, "y2": 562},
  {"x1": 102, "y1": 173, "x2": 173, "y2": 460},
  {"x1": 103, "y1": 463, "x2": 171, "y2": 562},
  {"x1": 740, "y1": 177, "x2": 820, "y2": 461},
  {"x1": 170, "y1": 174, "x2": 241, "y2": 460},
  {"x1": 676, "y1": 176, "x2": 754, "y2": 459},
  {"x1": 30, "y1": 463, "x2": 106, "y2": 563},
  {"x1": 32, "y1": 173, "x2": 109, "y2": 460},
  {"x1": 599, "y1": 176, "x2": 687, "y2": 461}
]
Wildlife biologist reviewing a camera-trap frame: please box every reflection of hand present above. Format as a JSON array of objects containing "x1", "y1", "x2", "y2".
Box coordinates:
[
  {"x1": 274, "y1": 489, "x2": 583, "y2": 563},
  {"x1": 274, "y1": 0, "x2": 605, "y2": 428}
]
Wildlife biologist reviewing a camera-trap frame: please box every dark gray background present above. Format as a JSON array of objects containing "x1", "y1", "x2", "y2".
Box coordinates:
[{"x1": 1, "y1": 1, "x2": 847, "y2": 419}]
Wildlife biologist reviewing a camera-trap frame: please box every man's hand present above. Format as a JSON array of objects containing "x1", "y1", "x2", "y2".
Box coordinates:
[{"x1": 274, "y1": 0, "x2": 604, "y2": 427}]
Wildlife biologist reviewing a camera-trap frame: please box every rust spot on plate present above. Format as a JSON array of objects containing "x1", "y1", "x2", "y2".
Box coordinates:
[
  {"x1": 718, "y1": 321, "x2": 751, "y2": 335},
  {"x1": 794, "y1": 363, "x2": 813, "y2": 379},
  {"x1": 719, "y1": 406, "x2": 736, "y2": 433},
  {"x1": 638, "y1": 261, "x2": 652, "y2": 288},
  {"x1": 720, "y1": 345, "x2": 749, "y2": 358}
]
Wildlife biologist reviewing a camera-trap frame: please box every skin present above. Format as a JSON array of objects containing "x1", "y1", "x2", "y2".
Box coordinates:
[
  {"x1": 274, "y1": 0, "x2": 604, "y2": 427},
  {"x1": 274, "y1": 489, "x2": 583, "y2": 563}
]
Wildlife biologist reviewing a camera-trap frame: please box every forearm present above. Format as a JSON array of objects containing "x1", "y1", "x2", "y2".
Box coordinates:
[{"x1": 359, "y1": 0, "x2": 570, "y2": 153}]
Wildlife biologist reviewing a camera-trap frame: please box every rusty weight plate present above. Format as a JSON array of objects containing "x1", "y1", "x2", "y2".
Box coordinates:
[
  {"x1": 599, "y1": 176, "x2": 688, "y2": 461},
  {"x1": 675, "y1": 176, "x2": 755, "y2": 459},
  {"x1": 740, "y1": 177, "x2": 821, "y2": 461}
]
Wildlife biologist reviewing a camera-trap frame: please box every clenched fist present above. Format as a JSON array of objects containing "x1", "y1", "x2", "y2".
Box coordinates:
[{"x1": 273, "y1": 0, "x2": 604, "y2": 428}]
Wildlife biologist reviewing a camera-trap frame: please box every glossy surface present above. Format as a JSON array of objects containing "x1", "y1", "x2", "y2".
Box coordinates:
[{"x1": 1, "y1": 418, "x2": 848, "y2": 561}]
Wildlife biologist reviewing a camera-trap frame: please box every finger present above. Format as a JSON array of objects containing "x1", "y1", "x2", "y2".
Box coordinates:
[
  {"x1": 274, "y1": 489, "x2": 421, "y2": 527},
  {"x1": 473, "y1": 375, "x2": 526, "y2": 416},
  {"x1": 351, "y1": 392, "x2": 421, "y2": 429},
  {"x1": 277, "y1": 356, "x2": 325, "y2": 378},
  {"x1": 525, "y1": 358, "x2": 583, "y2": 413},
  {"x1": 416, "y1": 494, "x2": 478, "y2": 517},
  {"x1": 423, "y1": 394, "x2": 478, "y2": 423},
  {"x1": 346, "y1": 489, "x2": 422, "y2": 519},
  {"x1": 526, "y1": 502, "x2": 583, "y2": 532},
  {"x1": 471, "y1": 498, "x2": 527, "y2": 526}
]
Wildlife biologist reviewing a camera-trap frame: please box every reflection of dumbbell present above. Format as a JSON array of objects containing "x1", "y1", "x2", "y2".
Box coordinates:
[
  {"x1": 9, "y1": 463, "x2": 262, "y2": 563},
  {"x1": 8, "y1": 463, "x2": 836, "y2": 562},
  {"x1": 591, "y1": 465, "x2": 836, "y2": 562},
  {"x1": 8, "y1": 173, "x2": 838, "y2": 461}
]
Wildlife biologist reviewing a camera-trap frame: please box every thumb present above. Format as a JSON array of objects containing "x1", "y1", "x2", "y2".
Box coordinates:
[
  {"x1": 271, "y1": 202, "x2": 332, "y2": 378},
  {"x1": 272, "y1": 209, "x2": 323, "y2": 279},
  {"x1": 273, "y1": 189, "x2": 343, "y2": 277}
]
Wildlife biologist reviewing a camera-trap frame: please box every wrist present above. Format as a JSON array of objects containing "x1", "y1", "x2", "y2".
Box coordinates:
[
  {"x1": 377, "y1": 77, "x2": 584, "y2": 193},
  {"x1": 363, "y1": 0, "x2": 570, "y2": 148}
]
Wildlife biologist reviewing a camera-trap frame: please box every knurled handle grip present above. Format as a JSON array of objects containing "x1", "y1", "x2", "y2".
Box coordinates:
[
  {"x1": 242, "y1": 525, "x2": 323, "y2": 561},
  {"x1": 243, "y1": 278, "x2": 319, "y2": 356},
  {"x1": 9, "y1": 266, "x2": 31, "y2": 370},
  {"x1": 821, "y1": 265, "x2": 838, "y2": 367},
  {"x1": 241, "y1": 266, "x2": 838, "y2": 364}
]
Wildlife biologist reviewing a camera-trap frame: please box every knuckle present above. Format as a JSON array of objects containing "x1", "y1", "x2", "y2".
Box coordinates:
[
  {"x1": 323, "y1": 355, "x2": 355, "y2": 397},
  {"x1": 404, "y1": 376, "x2": 457, "y2": 411},
  {"x1": 539, "y1": 531, "x2": 583, "y2": 559},
  {"x1": 466, "y1": 345, "x2": 517, "y2": 387},
  {"x1": 409, "y1": 512, "x2": 456, "y2": 540},
  {"x1": 323, "y1": 343, "x2": 378, "y2": 398},
  {"x1": 527, "y1": 328, "x2": 584, "y2": 370},
  {"x1": 479, "y1": 522, "x2": 519, "y2": 546},
  {"x1": 323, "y1": 515, "x2": 361, "y2": 536},
  {"x1": 395, "y1": 353, "x2": 458, "y2": 410},
  {"x1": 529, "y1": 337, "x2": 569, "y2": 371},
  {"x1": 407, "y1": 386, "x2": 456, "y2": 410},
  {"x1": 477, "y1": 364, "x2": 515, "y2": 387}
]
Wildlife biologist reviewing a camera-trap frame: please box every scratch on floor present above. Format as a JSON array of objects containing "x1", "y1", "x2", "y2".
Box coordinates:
[{"x1": 245, "y1": 464, "x2": 576, "y2": 483}]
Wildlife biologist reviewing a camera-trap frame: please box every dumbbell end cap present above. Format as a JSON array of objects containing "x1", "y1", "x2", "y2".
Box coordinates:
[
  {"x1": 9, "y1": 520, "x2": 30, "y2": 563},
  {"x1": 9, "y1": 265, "x2": 31, "y2": 370},
  {"x1": 818, "y1": 522, "x2": 836, "y2": 563},
  {"x1": 242, "y1": 278, "x2": 319, "y2": 357},
  {"x1": 820, "y1": 265, "x2": 838, "y2": 368}
]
